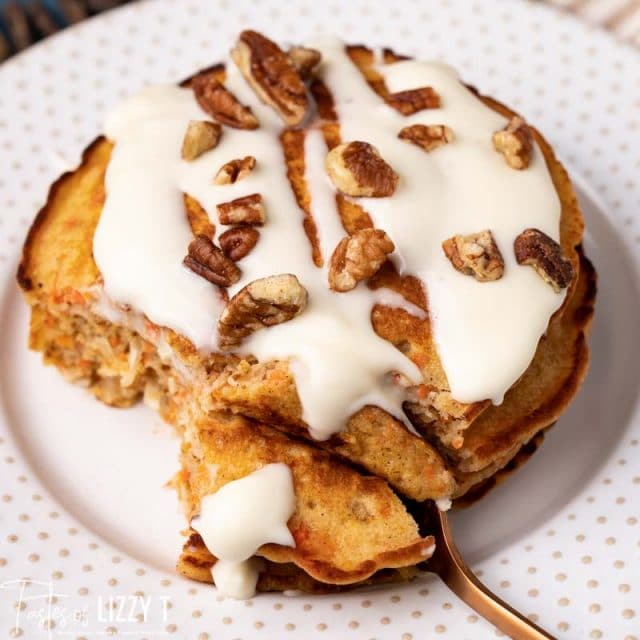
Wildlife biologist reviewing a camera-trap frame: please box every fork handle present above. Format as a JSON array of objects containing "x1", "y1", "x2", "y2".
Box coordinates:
[
  {"x1": 437, "y1": 560, "x2": 555, "y2": 639},
  {"x1": 432, "y1": 512, "x2": 556, "y2": 640}
]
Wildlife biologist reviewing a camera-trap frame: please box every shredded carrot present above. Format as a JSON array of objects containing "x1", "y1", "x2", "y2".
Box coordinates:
[{"x1": 144, "y1": 319, "x2": 160, "y2": 340}]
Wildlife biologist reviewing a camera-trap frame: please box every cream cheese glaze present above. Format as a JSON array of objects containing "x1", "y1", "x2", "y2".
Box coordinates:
[
  {"x1": 190, "y1": 463, "x2": 296, "y2": 599},
  {"x1": 316, "y1": 39, "x2": 564, "y2": 404},
  {"x1": 95, "y1": 87, "x2": 227, "y2": 348},
  {"x1": 94, "y1": 37, "x2": 564, "y2": 438}
]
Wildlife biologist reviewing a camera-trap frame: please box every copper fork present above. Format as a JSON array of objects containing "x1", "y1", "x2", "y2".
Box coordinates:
[{"x1": 425, "y1": 502, "x2": 556, "y2": 640}]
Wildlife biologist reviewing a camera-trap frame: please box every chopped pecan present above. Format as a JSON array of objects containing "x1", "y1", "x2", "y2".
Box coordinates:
[
  {"x1": 219, "y1": 226, "x2": 260, "y2": 261},
  {"x1": 325, "y1": 141, "x2": 398, "y2": 198},
  {"x1": 183, "y1": 193, "x2": 215, "y2": 239},
  {"x1": 442, "y1": 230, "x2": 504, "y2": 282},
  {"x1": 181, "y1": 120, "x2": 222, "y2": 161},
  {"x1": 398, "y1": 124, "x2": 453, "y2": 152},
  {"x1": 514, "y1": 228, "x2": 573, "y2": 292},
  {"x1": 214, "y1": 156, "x2": 256, "y2": 185},
  {"x1": 231, "y1": 30, "x2": 308, "y2": 126},
  {"x1": 183, "y1": 235, "x2": 241, "y2": 287},
  {"x1": 216, "y1": 194, "x2": 266, "y2": 226},
  {"x1": 329, "y1": 228, "x2": 395, "y2": 292},
  {"x1": 287, "y1": 46, "x2": 322, "y2": 79},
  {"x1": 191, "y1": 73, "x2": 259, "y2": 130},
  {"x1": 218, "y1": 274, "x2": 308, "y2": 349},
  {"x1": 493, "y1": 116, "x2": 532, "y2": 170},
  {"x1": 386, "y1": 87, "x2": 440, "y2": 115}
]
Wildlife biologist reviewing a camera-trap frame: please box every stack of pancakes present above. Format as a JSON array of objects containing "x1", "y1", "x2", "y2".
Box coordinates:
[{"x1": 17, "y1": 33, "x2": 595, "y2": 593}]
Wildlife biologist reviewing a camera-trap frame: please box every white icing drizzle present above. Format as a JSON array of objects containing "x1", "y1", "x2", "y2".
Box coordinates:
[
  {"x1": 210, "y1": 557, "x2": 264, "y2": 600},
  {"x1": 316, "y1": 39, "x2": 564, "y2": 404},
  {"x1": 95, "y1": 87, "x2": 226, "y2": 348},
  {"x1": 244, "y1": 127, "x2": 420, "y2": 439},
  {"x1": 95, "y1": 36, "x2": 565, "y2": 440},
  {"x1": 190, "y1": 463, "x2": 295, "y2": 599}
]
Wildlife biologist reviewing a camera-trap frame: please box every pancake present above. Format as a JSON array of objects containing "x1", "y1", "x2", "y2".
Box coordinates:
[
  {"x1": 17, "y1": 30, "x2": 595, "y2": 595},
  {"x1": 177, "y1": 45, "x2": 593, "y2": 479},
  {"x1": 178, "y1": 530, "x2": 424, "y2": 594},
  {"x1": 451, "y1": 249, "x2": 595, "y2": 476},
  {"x1": 176, "y1": 410, "x2": 434, "y2": 586},
  {"x1": 17, "y1": 129, "x2": 455, "y2": 505}
]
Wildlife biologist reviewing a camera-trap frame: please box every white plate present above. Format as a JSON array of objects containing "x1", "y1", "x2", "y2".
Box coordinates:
[{"x1": 1, "y1": 0, "x2": 639, "y2": 638}]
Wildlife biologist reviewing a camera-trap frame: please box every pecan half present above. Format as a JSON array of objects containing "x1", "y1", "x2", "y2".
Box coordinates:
[
  {"x1": 218, "y1": 274, "x2": 308, "y2": 349},
  {"x1": 493, "y1": 116, "x2": 532, "y2": 170},
  {"x1": 192, "y1": 73, "x2": 259, "y2": 130},
  {"x1": 214, "y1": 156, "x2": 256, "y2": 185},
  {"x1": 219, "y1": 226, "x2": 260, "y2": 261},
  {"x1": 325, "y1": 141, "x2": 398, "y2": 198},
  {"x1": 287, "y1": 46, "x2": 322, "y2": 79},
  {"x1": 398, "y1": 124, "x2": 453, "y2": 152},
  {"x1": 514, "y1": 228, "x2": 573, "y2": 292},
  {"x1": 386, "y1": 87, "x2": 440, "y2": 115},
  {"x1": 442, "y1": 230, "x2": 504, "y2": 282},
  {"x1": 181, "y1": 120, "x2": 222, "y2": 161},
  {"x1": 231, "y1": 30, "x2": 308, "y2": 126},
  {"x1": 183, "y1": 235, "x2": 240, "y2": 287},
  {"x1": 329, "y1": 228, "x2": 395, "y2": 292},
  {"x1": 216, "y1": 194, "x2": 266, "y2": 226}
]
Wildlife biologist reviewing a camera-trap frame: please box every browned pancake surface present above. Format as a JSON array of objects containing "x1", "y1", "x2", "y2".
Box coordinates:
[{"x1": 178, "y1": 411, "x2": 434, "y2": 585}]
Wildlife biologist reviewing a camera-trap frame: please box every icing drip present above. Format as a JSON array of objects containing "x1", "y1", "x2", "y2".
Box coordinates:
[{"x1": 190, "y1": 463, "x2": 296, "y2": 599}]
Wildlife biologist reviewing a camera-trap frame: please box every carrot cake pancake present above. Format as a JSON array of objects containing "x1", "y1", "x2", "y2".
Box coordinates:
[{"x1": 17, "y1": 30, "x2": 595, "y2": 596}]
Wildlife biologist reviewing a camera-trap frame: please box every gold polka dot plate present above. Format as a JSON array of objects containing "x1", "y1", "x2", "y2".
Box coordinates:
[{"x1": 0, "y1": 0, "x2": 639, "y2": 638}]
